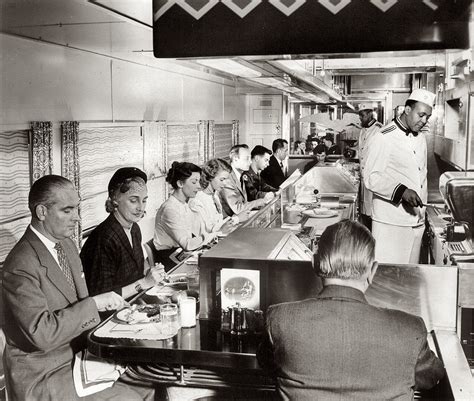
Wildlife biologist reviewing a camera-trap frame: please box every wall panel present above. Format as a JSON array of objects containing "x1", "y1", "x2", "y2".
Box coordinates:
[
  {"x1": 111, "y1": 61, "x2": 184, "y2": 121},
  {"x1": 182, "y1": 77, "x2": 224, "y2": 121},
  {"x1": 0, "y1": 35, "x2": 111, "y2": 123}
]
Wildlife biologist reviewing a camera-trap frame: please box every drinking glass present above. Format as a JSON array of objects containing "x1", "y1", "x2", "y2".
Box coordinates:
[
  {"x1": 180, "y1": 297, "x2": 196, "y2": 328},
  {"x1": 187, "y1": 271, "x2": 200, "y2": 293},
  {"x1": 160, "y1": 303, "x2": 179, "y2": 336}
]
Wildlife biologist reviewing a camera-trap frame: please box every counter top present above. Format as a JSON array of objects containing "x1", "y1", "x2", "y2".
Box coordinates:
[{"x1": 434, "y1": 330, "x2": 474, "y2": 400}]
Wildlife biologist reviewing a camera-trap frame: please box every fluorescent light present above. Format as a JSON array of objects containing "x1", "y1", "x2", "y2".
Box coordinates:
[{"x1": 195, "y1": 59, "x2": 261, "y2": 78}]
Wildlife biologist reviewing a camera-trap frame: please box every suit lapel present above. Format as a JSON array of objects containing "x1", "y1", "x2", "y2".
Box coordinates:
[
  {"x1": 230, "y1": 170, "x2": 246, "y2": 199},
  {"x1": 271, "y1": 156, "x2": 284, "y2": 179},
  {"x1": 25, "y1": 228, "x2": 78, "y2": 304}
]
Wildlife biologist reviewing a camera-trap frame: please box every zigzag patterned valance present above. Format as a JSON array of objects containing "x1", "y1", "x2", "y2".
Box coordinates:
[
  {"x1": 154, "y1": 0, "x2": 443, "y2": 20},
  {"x1": 153, "y1": 0, "x2": 470, "y2": 57}
]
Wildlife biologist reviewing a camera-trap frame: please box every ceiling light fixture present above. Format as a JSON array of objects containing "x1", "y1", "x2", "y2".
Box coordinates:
[{"x1": 195, "y1": 59, "x2": 262, "y2": 78}]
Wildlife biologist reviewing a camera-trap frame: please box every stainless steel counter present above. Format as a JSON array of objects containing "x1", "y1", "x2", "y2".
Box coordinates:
[
  {"x1": 433, "y1": 330, "x2": 474, "y2": 400},
  {"x1": 296, "y1": 164, "x2": 358, "y2": 195},
  {"x1": 366, "y1": 264, "x2": 458, "y2": 331}
]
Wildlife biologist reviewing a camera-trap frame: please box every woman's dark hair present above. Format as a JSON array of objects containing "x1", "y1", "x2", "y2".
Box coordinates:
[
  {"x1": 166, "y1": 161, "x2": 202, "y2": 190},
  {"x1": 200, "y1": 158, "x2": 231, "y2": 189},
  {"x1": 105, "y1": 176, "x2": 147, "y2": 213},
  {"x1": 293, "y1": 140, "x2": 302, "y2": 151}
]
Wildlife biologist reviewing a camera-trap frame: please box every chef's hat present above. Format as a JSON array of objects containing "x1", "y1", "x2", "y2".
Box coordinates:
[{"x1": 407, "y1": 89, "x2": 436, "y2": 107}]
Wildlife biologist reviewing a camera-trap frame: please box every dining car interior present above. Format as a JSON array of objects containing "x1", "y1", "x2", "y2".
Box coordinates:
[{"x1": 1, "y1": 0, "x2": 473, "y2": 400}]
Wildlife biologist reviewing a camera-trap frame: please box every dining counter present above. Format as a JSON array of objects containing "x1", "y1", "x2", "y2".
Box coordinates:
[
  {"x1": 86, "y1": 166, "x2": 473, "y2": 399},
  {"x1": 87, "y1": 260, "x2": 471, "y2": 398}
]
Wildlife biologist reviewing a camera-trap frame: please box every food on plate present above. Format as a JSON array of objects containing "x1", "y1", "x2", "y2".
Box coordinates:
[{"x1": 115, "y1": 304, "x2": 161, "y2": 324}]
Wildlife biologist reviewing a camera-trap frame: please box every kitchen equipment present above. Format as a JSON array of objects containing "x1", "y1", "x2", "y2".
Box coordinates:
[{"x1": 426, "y1": 172, "x2": 474, "y2": 266}]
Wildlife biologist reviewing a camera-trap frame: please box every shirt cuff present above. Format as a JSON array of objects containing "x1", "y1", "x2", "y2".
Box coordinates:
[{"x1": 392, "y1": 183, "x2": 407, "y2": 204}]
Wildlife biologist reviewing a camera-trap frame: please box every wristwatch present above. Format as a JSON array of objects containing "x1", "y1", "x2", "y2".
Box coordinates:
[{"x1": 135, "y1": 281, "x2": 143, "y2": 293}]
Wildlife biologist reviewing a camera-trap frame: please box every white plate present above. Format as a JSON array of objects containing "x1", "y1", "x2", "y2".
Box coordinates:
[
  {"x1": 114, "y1": 305, "x2": 160, "y2": 324},
  {"x1": 302, "y1": 208, "x2": 338, "y2": 218}
]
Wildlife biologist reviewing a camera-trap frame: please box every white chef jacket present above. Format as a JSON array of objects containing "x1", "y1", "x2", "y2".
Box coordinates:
[
  {"x1": 358, "y1": 119, "x2": 382, "y2": 216},
  {"x1": 364, "y1": 117, "x2": 427, "y2": 227}
]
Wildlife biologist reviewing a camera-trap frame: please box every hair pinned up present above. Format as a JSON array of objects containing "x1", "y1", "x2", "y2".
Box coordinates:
[
  {"x1": 200, "y1": 158, "x2": 231, "y2": 189},
  {"x1": 166, "y1": 161, "x2": 202, "y2": 190}
]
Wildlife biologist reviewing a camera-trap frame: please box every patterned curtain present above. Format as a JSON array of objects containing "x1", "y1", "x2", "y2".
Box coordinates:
[
  {"x1": 208, "y1": 120, "x2": 215, "y2": 161},
  {"x1": 144, "y1": 121, "x2": 167, "y2": 180},
  {"x1": 198, "y1": 120, "x2": 209, "y2": 165},
  {"x1": 61, "y1": 121, "x2": 82, "y2": 248},
  {"x1": 30, "y1": 121, "x2": 53, "y2": 182},
  {"x1": 232, "y1": 120, "x2": 240, "y2": 145}
]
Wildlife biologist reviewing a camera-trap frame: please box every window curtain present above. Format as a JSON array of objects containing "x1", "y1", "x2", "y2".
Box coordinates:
[
  {"x1": 232, "y1": 120, "x2": 240, "y2": 146},
  {"x1": 31, "y1": 121, "x2": 53, "y2": 182},
  {"x1": 61, "y1": 121, "x2": 82, "y2": 248},
  {"x1": 198, "y1": 120, "x2": 211, "y2": 165},
  {"x1": 208, "y1": 120, "x2": 216, "y2": 161},
  {"x1": 143, "y1": 121, "x2": 167, "y2": 180}
]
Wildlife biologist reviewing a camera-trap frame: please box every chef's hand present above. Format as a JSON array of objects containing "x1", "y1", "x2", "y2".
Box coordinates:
[
  {"x1": 402, "y1": 188, "x2": 423, "y2": 208},
  {"x1": 92, "y1": 292, "x2": 129, "y2": 312}
]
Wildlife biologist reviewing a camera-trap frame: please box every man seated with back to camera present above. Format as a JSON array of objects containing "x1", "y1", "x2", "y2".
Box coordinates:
[{"x1": 257, "y1": 220, "x2": 445, "y2": 401}]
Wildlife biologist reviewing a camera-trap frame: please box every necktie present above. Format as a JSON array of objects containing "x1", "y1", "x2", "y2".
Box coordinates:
[{"x1": 54, "y1": 243, "x2": 76, "y2": 291}]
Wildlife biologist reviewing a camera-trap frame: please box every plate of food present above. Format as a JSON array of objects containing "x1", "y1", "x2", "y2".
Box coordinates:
[
  {"x1": 113, "y1": 304, "x2": 161, "y2": 324},
  {"x1": 302, "y1": 208, "x2": 338, "y2": 218}
]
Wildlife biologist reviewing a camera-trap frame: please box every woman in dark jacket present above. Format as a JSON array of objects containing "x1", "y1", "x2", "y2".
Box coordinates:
[{"x1": 80, "y1": 167, "x2": 163, "y2": 297}]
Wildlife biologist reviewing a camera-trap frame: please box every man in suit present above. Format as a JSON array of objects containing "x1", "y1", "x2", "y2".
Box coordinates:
[
  {"x1": 257, "y1": 220, "x2": 445, "y2": 401},
  {"x1": 260, "y1": 139, "x2": 288, "y2": 189},
  {"x1": 2, "y1": 175, "x2": 151, "y2": 401},
  {"x1": 219, "y1": 144, "x2": 268, "y2": 217},
  {"x1": 242, "y1": 145, "x2": 278, "y2": 201}
]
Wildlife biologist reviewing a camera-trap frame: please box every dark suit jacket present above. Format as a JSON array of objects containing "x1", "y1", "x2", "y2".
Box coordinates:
[
  {"x1": 218, "y1": 170, "x2": 262, "y2": 218},
  {"x1": 326, "y1": 144, "x2": 341, "y2": 155},
  {"x1": 257, "y1": 285, "x2": 445, "y2": 401},
  {"x1": 80, "y1": 214, "x2": 144, "y2": 296},
  {"x1": 2, "y1": 227, "x2": 100, "y2": 401},
  {"x1": 260, "y1": 155, "x2": 286, "y2": 189},
  {"x1": 242, "y1": 167, "x2": 277, "y2": 201}
]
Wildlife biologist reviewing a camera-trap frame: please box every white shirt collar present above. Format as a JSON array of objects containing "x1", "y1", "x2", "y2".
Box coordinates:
[
  {"x1": 29, "y1": 224, "x2": 60, "y2": 264},
  {"x1": 30, "y1": 224, "x2": 57, "y2": 251}
]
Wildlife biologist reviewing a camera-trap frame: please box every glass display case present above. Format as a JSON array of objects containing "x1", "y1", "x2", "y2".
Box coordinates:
[
  {"x1": 198, "y1": 228, "x2": 320, "y2": 320},
  {"x1": 279, "y1": 164, "x2": 359, "y2": 237},
  {"x1": 240, "y1": 164, "x2": 360, "y2": 252}
]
